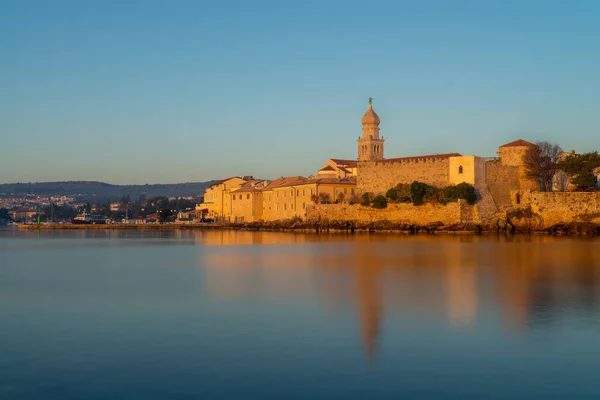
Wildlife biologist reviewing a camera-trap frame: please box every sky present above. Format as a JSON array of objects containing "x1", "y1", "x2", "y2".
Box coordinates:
[{"x1": 1, "y1": 0, "x2": 599, "y2": 184}]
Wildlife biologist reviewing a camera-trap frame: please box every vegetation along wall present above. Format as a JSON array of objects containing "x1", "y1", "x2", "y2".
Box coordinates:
[{"x1": 306, "y1": 202, "x2": 464, "y2": 226}]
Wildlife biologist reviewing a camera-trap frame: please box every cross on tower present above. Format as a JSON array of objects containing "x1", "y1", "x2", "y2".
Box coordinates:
[{"x1": 368, "y1": 97, "x2": 373, "y2": 106}]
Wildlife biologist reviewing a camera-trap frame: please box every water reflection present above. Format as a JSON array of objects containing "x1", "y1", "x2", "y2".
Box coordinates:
[{"x1": 199, "y1": 234, "x2": 600, "y2": 360}]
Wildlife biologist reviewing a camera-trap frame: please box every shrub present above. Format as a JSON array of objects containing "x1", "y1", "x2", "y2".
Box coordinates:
[
  {"x1": 372, "y1": 195, "x2": 388, "y2": 209},
  {"x1": 388, "y1": 181, "x2": 478, "y2": 206},
  {"x1": 386, "y1": 188, "x2": 398, "y2": 201},
  {"x1": 455, "y1": 182, "x2": 477, "y2": 204},
  {"x1": 360, "y1": 192, "x2": 374, "y2": 206},
  {"x1": 395, "y1": 184, "x2": 412, "y2": 203},
  {"x1": 410, "y1": 181, "x2": 429, "y2": 206}
]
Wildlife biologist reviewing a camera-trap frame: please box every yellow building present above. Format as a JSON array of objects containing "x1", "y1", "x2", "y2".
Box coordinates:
[
  {"x1": 448, "y1": 156, "x2": 486, "y2": 186},
  {"x1": 260, "y1": 176, "x2": 357, "y2": 221},
  {"x1": 229, "y1": 180, "x2": 268, "y2": 223},
  {"x1": 317, "y1": 159, "x2": 358, "y2": 178},
  {"x1": 197, "y1": 177, "x2": 247, "y2": 221}
]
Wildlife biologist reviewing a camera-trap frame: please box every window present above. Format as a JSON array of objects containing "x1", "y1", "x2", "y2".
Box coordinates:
[
  {"x1": 351, "y1": 189, "x2": 355, "y2": 195},
  {"x1": 303, "y1": 189, "x2": 305, "y2": 196},
  {"x1": 297, "y1": 190, "x2": 299, "y2": 196},
  {"x1": 344, "y1": 188, "x2": 347, "y2": 194},
  {"x1": 247, "y1": 194, "x2": 250, "y2": 200},
  {"x1": 303, "y1": 202, "x2": 305, "y2": 209},
  {"x1": 458, "y1": 165, "x2": 463, "y2": 174},
  {"x1": 284, "y1": 204, "x2": 287, "y2": 210}
]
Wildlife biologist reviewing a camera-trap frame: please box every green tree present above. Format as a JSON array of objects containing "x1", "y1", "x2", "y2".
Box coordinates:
[
  {"x1": 372, "y1": 195, "x2": 387, "y2": 209},
  {"x1": 386, "y1": 188, "x2": 398, "y2": 201},
  {"x1": 360, "y1": 192, "x2": 374, "y2": 206},
  {"x1": 410, "y1": 181, "x2": 429, "y2": 206},
  {"x1": 557, "y1": 152, "x2": 600, "y2": 191}
]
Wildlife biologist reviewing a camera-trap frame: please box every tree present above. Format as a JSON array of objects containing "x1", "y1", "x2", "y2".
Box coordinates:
[
  {"x1": 318, "y1": 192, "x2": 331, "y2": 204},
  {"x1": 523, "y1": 141, "x2": 563, "y2": 192},
  {"x1": 372, "y1": 195, "x2": 387, "y2": 209},
  {"x1": 310, "y1": 194, "x2": 318, "y2": 204},
  {"x1": 556, "y1": 152, "x2": 600, "y2": 191},
  {"x1": 386, "y1": 188, "x2": 398, "y2": 201},
  {"x1": 410, "y1": 181, "x2": 429, "y2": 206},
  {"x1": 360, "y1": 192, "x2": 374, "y2": 206},
  {"x1": 336, "y1": 192, "x2": 345, "y2": 203}
]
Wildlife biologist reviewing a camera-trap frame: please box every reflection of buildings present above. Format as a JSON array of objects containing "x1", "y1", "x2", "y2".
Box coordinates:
[{"x1": 196, "y1": 234, "x2": 600, "y2": 361}]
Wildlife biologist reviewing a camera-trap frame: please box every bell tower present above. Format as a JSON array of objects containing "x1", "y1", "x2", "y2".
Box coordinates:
[{"x1": 357, "y1": 98, "x2": 384, "y2": 161}]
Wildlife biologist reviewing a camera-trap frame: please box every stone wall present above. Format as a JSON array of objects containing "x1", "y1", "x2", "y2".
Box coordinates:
[
  {"x1": 357, "y1": 158, "x2": 450, "y2": 194},
  {"x1": 306, "y1": 202, "x2": 464, "y2": 225},
  {"x1": 514, "y1": 190, "x2": 600, "y2": 227},
  {"x1": 485, "y1": 161, "x2": 520, "y2": 209}
]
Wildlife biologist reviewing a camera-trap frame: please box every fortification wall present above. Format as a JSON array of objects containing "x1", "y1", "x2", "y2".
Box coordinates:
[
  {"x1": 357, "y1": 158, "x2": 450, "y2": 194},
  {"x1": 515, "y1": 191, "x2": 600, "y2": 227},
  {"x1": 485, "y1": 161, "x2": 520, "y2": 208},
  {"x1": 307, "y1": 202, "x2": 463, "y2": 225}
]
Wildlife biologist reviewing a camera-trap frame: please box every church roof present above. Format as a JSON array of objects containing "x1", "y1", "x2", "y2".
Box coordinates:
[
  {"x1": 319, "y1": 166, "x2": 336, "y2": 172},
  {"x1": 361, "y1": 104, "x2": 380, "y2": 126},
  {"x1": 330, "y1": 159, "x2": 358, "y2": 168},
  {"x1": 381, "y1": 153, "x2": 462, "y2": 163},
  {"x1": 499, "y1": 139, "x2": 535, "y2": 148}
]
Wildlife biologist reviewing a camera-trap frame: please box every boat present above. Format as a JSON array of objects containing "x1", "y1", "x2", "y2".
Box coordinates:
[{"x1": 71, "y1": 213, "x2": 106, "y2": 225}]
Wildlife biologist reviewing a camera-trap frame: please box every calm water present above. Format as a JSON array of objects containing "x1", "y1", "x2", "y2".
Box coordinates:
[{"x1": 1, "y1": 228, "x2": 600, "y2": 399}]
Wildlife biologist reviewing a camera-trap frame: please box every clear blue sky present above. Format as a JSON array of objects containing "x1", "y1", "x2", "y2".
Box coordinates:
[{"x1": 1, "y1": 0, "x2": 599, "y2": 184}]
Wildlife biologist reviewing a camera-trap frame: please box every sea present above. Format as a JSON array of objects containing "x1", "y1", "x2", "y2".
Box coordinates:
[{"x1": 1, "y1": 227, "x2": 600, "y2": 399}]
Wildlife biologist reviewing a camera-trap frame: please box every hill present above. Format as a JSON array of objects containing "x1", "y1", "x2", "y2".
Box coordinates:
[{"x1": 0, "y1": 181, "x2": 217, "y2": 201}]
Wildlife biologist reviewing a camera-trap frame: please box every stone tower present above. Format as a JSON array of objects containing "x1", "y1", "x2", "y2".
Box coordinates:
[{"x1": 357, "y1": 98, "x2": 384, "y2": 161}]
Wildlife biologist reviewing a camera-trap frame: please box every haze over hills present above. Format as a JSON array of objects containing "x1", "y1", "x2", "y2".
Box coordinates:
[{"x1": 0, "y1": 181, "x2": 217, "y2": 201}]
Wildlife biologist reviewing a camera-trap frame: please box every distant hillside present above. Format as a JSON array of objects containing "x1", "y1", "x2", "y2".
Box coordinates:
[{"x1": 0, "y1": 181, "x2": 217, "y2": 201}]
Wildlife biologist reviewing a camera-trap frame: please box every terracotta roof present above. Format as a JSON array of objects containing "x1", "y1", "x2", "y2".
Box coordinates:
[
  {"x1": 232, "y1": 180, "x2": 268, "y2": 193},
  {"x1": 338, "y1": 167, "x2": 351, "y2": 174},
  {"x1": 212, "y1": 176, "x2": 242, "y2": 185},
  {"x1": 499, "y1": 139, "x2": 535, "y2": 148},
  {"x1": 319, "y1": 166, "x2": 336, "y2": 172},
  {"x1": 330, "y1": 159, "x2": 358, "y2": 168},
  {"x1": 261, "y1": 176, "x2": 308, "y2": 190},
  {"x1": 380, "y1": 153, "x2": 462, "y2": 163}
]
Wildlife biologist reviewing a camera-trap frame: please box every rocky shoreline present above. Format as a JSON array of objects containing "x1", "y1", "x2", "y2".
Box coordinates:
[{"x1": 17, "y1": 218, "x2": 600, "y2": 236}]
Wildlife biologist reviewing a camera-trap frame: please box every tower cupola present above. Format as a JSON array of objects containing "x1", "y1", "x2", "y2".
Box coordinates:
[{"x1": 357, "y1": 98, "x2": 385, "y2": 161}]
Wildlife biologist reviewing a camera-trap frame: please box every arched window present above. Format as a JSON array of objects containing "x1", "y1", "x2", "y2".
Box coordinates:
[{"x1": 458, "y1": 165, "x2": 463, "y2": 174}]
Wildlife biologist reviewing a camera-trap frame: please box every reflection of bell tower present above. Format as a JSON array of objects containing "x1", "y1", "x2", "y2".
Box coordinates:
[{"x1": 357, "y1": 98, "x2": 384, "y2": 161}]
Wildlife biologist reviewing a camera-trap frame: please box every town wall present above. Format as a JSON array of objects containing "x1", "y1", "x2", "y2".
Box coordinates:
[
  {"x1": 357, "y1": 158, "x2": 450, "y2": 195},
  {"x1": 514, "y1": 191, "x2": 600, "y2": 227},
  {"x1": 485, "y1": 161, "x2": 520, "y2": 209},
  {"x1": 306, "y1": 202, "x2": 464, "y2": 225}
]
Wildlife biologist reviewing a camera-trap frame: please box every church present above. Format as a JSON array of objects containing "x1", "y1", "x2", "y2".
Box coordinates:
[{"x1": 320, "y1": 99, "x2": 539, "y2": 219}]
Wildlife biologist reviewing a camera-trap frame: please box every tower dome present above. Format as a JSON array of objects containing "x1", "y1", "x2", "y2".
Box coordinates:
[
  {"x1": 361, "y1": 100, "x2": 380, "y2": 126},
  {"x1": 357, "y1": 97, "x2": 384, "y2": 161}
]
